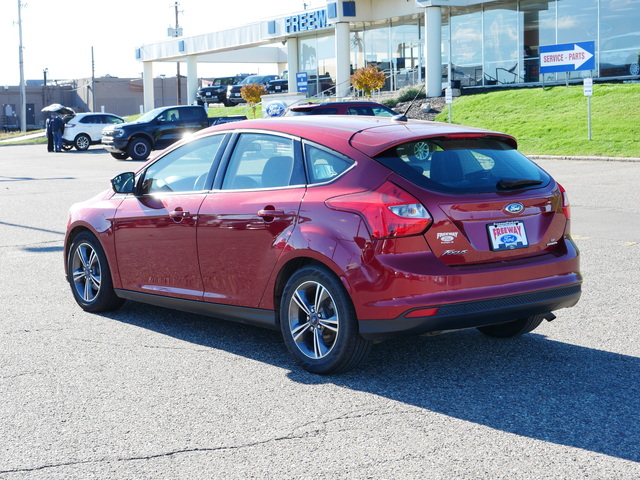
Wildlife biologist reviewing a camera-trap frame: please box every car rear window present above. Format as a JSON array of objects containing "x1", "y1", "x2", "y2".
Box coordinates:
[
  {"x1": 289, "y1": 107, "x2": 339, "y2": 116},
  {"x1": 374, "y1": 137, "x2": 550, "y2": 194}
]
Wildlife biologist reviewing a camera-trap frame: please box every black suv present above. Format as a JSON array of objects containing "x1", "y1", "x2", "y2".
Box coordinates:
[
  {"x1": 227, "y1": 75, "x2": 280, "y2": 105},
  {"x1": 196, "y1": 74, "x2": 251, "y2": 106}
]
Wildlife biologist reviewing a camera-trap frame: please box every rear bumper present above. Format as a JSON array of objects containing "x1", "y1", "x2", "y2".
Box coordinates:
[{"x1": 358, "y1": 283, "x2": 581, "y2": 340}]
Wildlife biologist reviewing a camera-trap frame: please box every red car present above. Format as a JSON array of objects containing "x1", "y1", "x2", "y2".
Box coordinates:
[
  {"x1": 285, "y1": 100, "x2": 398, "y2": 117},
  {"x1": 64, "y1": 116, "x2": 581, "y2": 374}
]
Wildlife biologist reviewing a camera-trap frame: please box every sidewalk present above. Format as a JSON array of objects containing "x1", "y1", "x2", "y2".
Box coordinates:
[{"x1": 0, "y1": 131, "x2": 45, "y2": 144}]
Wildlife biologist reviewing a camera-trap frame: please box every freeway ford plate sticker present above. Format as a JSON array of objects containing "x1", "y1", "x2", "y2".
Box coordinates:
[{"x1": 488, "y1": 221, "x2": 529, "y2": 251}]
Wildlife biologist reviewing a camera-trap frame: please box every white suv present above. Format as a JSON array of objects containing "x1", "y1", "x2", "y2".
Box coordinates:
[{"x1": 62, "y1": 113, "x2": 124, "y2": 151}]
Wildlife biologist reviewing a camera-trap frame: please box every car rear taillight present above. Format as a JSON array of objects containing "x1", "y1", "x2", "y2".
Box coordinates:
[
  {"x1": 559, "y1": 183, "x2": 571, "y2": 219},
  {"x1": 326, "y1": 181, "x2": 432, "y2": 239},
  {"x1": 66, "y1": 123, "x2": 76, "y2": 128}
]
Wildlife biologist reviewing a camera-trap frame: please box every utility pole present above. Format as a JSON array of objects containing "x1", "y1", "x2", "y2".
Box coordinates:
[
  {"x1": 17, "y1": 0, "x2": 26, "y2": 132},
  {"x1": 91, "y1": 46, "x2": 96, "y2": 112},
  {"x1": 172, "y1": 2, "x2": 182, "y2": 105}
]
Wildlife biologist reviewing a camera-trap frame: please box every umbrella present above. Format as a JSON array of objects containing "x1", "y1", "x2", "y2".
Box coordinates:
[{"x1": 41, "y1": 104, "x2": 75, "y2": 115}]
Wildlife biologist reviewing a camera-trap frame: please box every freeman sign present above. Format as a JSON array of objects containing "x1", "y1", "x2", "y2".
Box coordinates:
[{"x1": 285, "y1": 9, "x2": 330, "y2": 33}]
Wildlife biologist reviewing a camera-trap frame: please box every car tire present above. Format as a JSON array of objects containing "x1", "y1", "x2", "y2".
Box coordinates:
[
  {"x1": 74, "y1": 133, "x2": 91, "y2": 151},
  {"x1": 128, "y1": 137, "x2": 151, "y2": 160},
  {"x1": 280, "y1": 265, "x2": 372, "y2": 374},
  {"x1": 476, "y1": 314, "x2": 545, "y2": 338},
  {"x1": 67, "y1": 231, "x2": 124, "y2": 313},
  {"x1": 110, "y1": 152, "x2": 129, "y2": 160}
]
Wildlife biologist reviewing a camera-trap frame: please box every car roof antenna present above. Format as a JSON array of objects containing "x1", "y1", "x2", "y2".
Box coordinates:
[{"x1": 392, "y1": 82, "x2": 426, "y2": 123}]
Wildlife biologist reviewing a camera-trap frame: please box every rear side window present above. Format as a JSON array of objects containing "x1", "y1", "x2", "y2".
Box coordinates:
[
  {"x1": 374, "y1": 137, "x2": 550, "y2": 194},
  {"x1": 304, "y1": 144, "x2": 354, "y2": 184}
]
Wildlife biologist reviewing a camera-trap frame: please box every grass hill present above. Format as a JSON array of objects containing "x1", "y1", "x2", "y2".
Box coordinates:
[{"x1": 434, "y1": 82, "x2": 640, "y2": 157}]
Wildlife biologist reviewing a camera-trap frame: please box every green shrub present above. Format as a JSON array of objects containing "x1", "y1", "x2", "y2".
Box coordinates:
[
  {"x1": 397, "y1": 85, "x2": 426, "y2": 103},
  {"x1": 381, "y1": 98, "x2": 398, "y2": 108}
]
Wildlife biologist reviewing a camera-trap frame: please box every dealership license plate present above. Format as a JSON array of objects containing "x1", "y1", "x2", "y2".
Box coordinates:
[{"x1": 487, "y1": 221, "x2": 529, "y2": 251}]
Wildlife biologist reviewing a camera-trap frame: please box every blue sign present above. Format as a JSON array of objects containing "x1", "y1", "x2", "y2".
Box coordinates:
[
  {"x1": 284, "y1": 9, "x2": 329, "y2": 34},
  {"x1": 540, "y1": 41, "x2": 595, "y2": 73},
  {"x1": 296, "y1": 72, "x2": 308, "y2": 93}
]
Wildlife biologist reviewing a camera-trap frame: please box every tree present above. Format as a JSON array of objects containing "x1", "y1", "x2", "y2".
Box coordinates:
[
  {"x1": 350, "y1": 65, "x2": 386, "y2": 97},
  {"x1": 241, "y1": 83, "x2": 267, "y2": 118}
]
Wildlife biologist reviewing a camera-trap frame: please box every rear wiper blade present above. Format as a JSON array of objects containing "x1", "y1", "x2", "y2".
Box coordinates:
[{"x1": 497, "y1": 178, "x2": 544, "y2": 190}]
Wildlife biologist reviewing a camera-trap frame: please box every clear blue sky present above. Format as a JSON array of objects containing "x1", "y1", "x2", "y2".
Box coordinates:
[{"x1": 0, "y1": 0, "x2": 323, "y2": 85}]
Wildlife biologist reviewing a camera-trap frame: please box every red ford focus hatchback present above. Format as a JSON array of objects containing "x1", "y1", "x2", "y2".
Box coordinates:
[{"x1": 64, "y1": 116, "x2": 581, "y2": 374}]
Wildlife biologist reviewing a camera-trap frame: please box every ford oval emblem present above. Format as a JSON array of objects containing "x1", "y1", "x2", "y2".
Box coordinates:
[
  {"x1": 265, "y1": 101, "x2": 287, "y2": 117},
  {"x1": 504, "y1": 202, "x2": 524, "y2": 214}
]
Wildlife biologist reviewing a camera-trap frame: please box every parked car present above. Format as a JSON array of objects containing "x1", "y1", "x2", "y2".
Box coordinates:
[
  {"x1": 62, "y1": 112, "x2": 125, "y2": 151},
  {"x1": 196, "y1": 74, "x2": 251, "y2": 106},
  {"x1": 101, "y1": 105, "x2": 245, "y2": 161},
  {"x1": 227, "y1": 75, "x2": 280, "y2": 104},
  {"x1": 65, "y1": 116, "x2": 581, "y2": 374},
  {"x1": 286, "y1": 101, "x2": 398, "y2": 117},
  {"x1": 266, "y1": 74, "x2": 335, "y2": 96},
  {"x1": 599, "y1": 33, "x2": 640, "y2": 77},
  {"x1": 266, "y1": 77, "x2": 289, "y2": 94}
]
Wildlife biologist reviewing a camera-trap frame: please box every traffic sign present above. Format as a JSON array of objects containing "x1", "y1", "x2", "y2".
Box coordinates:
[
  {"x1": 540, "y1": 41, "x2": 595, "y2": 73},
  {"x1": 584, "y1": 78, "x2": 593, "y2": 97}
]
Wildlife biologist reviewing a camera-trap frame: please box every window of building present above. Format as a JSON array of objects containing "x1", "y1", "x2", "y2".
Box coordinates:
[
  {"x1": 450, "y1": 5, "x2": 483, "y2": 87},
  {"x1": 483, "y1": 1, "x2": 519, "y2": 85},
  {"x1": 299, "y1": 33, "x2": 336, "y2": 96},
  {"x1": 599, "y1": 0, "x2": 640, "y2": 77}
]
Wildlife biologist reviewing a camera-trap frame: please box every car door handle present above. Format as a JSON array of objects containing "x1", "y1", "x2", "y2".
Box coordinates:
[
  {"x1": 170, "y1": 209, "x2": 191, "y2": 219},
  {"x1": 258, "y1": 209, "x2": 285, "y2": 218}
]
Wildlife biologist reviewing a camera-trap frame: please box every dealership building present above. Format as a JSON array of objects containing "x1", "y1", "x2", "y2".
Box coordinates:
[{"x1": 136, "y1": 0, "x2": 639, "y2": 110}]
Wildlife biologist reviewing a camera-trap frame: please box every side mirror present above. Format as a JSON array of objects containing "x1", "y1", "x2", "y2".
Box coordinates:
[{"x1": 111, "y1": 172, "x2": 135, "y2": 194}]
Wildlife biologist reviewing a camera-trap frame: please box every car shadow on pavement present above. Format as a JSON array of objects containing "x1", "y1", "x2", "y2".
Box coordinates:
[{"x1": 105, "y1": 302, "x2": 639, "y2": 463}]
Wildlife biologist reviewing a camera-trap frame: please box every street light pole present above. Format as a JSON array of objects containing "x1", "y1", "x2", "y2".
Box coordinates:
[
  {"x1": 43, "y1": 68, "x2": 48, "y2": 107},
  {"x1": 17, "y1": 0, "x2": 26, "y2": 132}
]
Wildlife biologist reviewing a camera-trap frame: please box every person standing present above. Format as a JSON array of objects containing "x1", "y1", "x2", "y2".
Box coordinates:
[
  {"x1": 51, "y1": 114, "x2": 65, "y2": 152},
  {"x1": 45, "y1": 114, "x2": 54, "y2": 152}
]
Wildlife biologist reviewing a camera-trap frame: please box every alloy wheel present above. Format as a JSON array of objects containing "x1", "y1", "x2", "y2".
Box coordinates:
[
  {"x1": 287, "y1": 280, "x2": 340, "y2": 360},
  {"x1": 71, "y1": 242, "x2": 102, "y2": 303}
]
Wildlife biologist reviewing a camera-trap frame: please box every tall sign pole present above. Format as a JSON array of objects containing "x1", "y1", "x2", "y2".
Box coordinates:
[{"x1": 17, "y1": 0, "x2": 26, "y2": 132}]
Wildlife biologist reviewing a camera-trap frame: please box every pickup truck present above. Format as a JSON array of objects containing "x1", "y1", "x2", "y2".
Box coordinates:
[
  {"x1": 102, "y1": 105, "x2": 245, "y2": 160},
  {"x1": 196, "y1": 74, "x2": 251, "y2": 106}
]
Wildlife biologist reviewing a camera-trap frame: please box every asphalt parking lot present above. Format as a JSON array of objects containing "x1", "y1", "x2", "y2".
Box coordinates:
[{"x1": 1, "y1": 144, "x2": 638, "y2": 479}]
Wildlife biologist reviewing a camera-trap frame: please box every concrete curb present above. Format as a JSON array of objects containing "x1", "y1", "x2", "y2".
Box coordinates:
[{"x1": 530, "y1": 155, "x2": 640, "y2": 163}]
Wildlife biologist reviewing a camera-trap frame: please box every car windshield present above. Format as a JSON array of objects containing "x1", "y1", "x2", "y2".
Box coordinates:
[
  {"x1": 241, "y1": 76, "x2": 263, "y2": 84},
  {"x1": 132, "y1": 107, "x2": 167, "y2": 124},
  {"x1": 374, "y1": 137, "x2": 550, "y2": 194}
]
